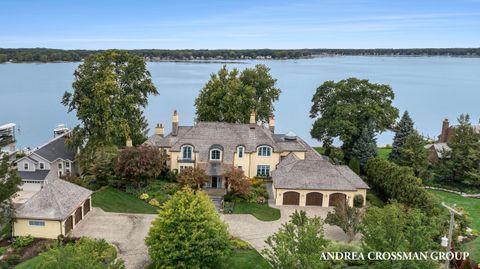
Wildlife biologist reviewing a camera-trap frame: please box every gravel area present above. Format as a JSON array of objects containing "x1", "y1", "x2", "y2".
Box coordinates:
[{"x1": 71, "y1": 208, "x2": 156, "y2": 269}]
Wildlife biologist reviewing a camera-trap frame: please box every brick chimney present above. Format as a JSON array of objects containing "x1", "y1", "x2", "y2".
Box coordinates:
[
  {"x1": 249, "y1": 110, "x2": 256, "y2": 129},
  {"x1": 269, "y1": 114, "x2": 275, "y2": 133},
  {"x1": 172, "y1": 110, "x2": 179, "y2": 136},
  {"x1": 155, "y1": 123, "x2": 164, "y2": 137},
  {"x1": 439, "y1": 118, "x2": 450, "y2": 143}
]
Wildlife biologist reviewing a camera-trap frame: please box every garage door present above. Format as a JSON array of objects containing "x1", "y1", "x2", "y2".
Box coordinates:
[
  {"x1": 65, "y1": 216, "x2": 73, "y2": 235},
  {"x1": 83, "y1": 199, "x2": 91, "y2": 216},
  {"x1": 329, "y1": 193, "x2": 346, "y2": 208},
  {"x1": 306, "y1": 192, "x2": 323, "y2": 206},
  {"x1": 283, "y1": 191, "x2": 300, "y2": 205},
  {"x1": 75, "y1": 207, "x2": 83, "y2": 225}
]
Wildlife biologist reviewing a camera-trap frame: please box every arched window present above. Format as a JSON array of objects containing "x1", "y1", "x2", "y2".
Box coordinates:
[
  {"x1": 257, "y1": 145, "x2": 272, "y2": 157},
  {"x1": 237, "y1": 146, "x2": 245, "y2": 158},
  {"x1": 210, "y1": 149, "x2": 222, "y2": 161},
  {"x1": 181, "y1": 145, "x2": 193, "y2": 160}
]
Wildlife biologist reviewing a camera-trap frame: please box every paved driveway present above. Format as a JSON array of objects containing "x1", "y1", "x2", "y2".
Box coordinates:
[
  {"x1": 71, "y1": 208, "x2": 156, "y2": 269},
  {"x1": 221, "y1": 205, "x2": 357, "y2": 251}
]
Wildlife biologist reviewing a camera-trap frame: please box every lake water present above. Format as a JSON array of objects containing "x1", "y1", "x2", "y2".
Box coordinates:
[{"x1": 1, "y1": 56, "x2": 479, "y2": 149}]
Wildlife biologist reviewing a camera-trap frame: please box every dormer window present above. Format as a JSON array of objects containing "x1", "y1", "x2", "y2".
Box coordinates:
[
  {"x1": 210, "y1": 149, "x2": 222, "y2": 161},
  {"x1": 181, "y1": 145, "x2": 193, "y2": 160},
  {"x1": 24, "y1": 163, "x2": 29, "y2": 170},
  {"x1": 257, "y1": 146, "x2": 272, "y2": 157},
  {"x1": 237, "y1": 146, "x2": 245, "y2": 158},
  {"x1": 39, "y1": 163, "x2": 45, "y2": 170}
]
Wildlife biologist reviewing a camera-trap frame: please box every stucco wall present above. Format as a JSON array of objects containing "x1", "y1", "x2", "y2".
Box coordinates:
[
  {"x1": 274, "y1": 188, "x2": 367, "y2": 207},
  {"x1": 13, "y1": 219, "x2": 63, "y2": 239}
]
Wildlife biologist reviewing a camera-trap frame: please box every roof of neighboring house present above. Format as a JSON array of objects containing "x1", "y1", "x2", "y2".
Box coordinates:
[
  {"x1": 425, "y1": 143, "x2": 451, "y2": 158},
  {"x1": 17, "y1": 170, "x2": 50, "y2": 181},
  {"x1": 272, "y1": 152, "x2": 369, "y2": 191},
  {"x1": 145, "y1": 122, "x2": 308, "y2": 163},
  {"x1": 15, "y1": 179, "x2": 92, "y2": 220},
  {"x1": 33, "y1": 133, "x2": 76, "y2": 162}
]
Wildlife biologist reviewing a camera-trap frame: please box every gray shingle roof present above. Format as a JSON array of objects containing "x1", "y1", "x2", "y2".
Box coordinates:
[
  {"x1": 33, "y1": 133, "x2": 76, "y2": 162},
  {"x1": 425, "y1": 143, "x2": 451, "y2": 158},
  {"x1": 273, "y1": 152, "x2": 369, "y2": 191},
  {"x1": 15, "y1": 179, "x2": 92, "y2": 220},
  {"x1": 155, "y1": 122, "x2": 308, "y2": 163},
  {"x1": 17, "y1": 170, "x2": 50, "y2": 181}
]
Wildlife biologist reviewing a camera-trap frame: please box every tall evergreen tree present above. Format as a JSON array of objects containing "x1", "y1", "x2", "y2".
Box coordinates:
[
  {"x1": 0, "y1": 155, "x2": 21, "y2": 226},
  {"x1": 389, "y1": 111, "x2": 415, "y2": 162},
  {"x1": 398, "y1": 131, "x2": 431, "y2": 179},
  {"x1": 437, "y1": 114, "x2": 480, "y2": 186},
  {"x1": 350, "y1": 121, "x2": 377, "y2": 168}
]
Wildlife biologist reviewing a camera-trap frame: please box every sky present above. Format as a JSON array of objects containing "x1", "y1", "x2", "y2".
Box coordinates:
[{"x1": 1, "y1": 0, "x2": 480, "y2": 49}]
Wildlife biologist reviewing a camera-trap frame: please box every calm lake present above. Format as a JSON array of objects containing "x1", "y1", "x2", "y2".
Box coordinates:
[{"x1": 1, "y1": 56, "x2": 479, "y2": 149}]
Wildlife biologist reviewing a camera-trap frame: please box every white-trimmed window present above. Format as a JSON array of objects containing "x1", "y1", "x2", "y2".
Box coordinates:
[
  {"x1": 24, "y1": 163, "x2": 29, "y2": 170},
  {"x1": 210, "y1": 149, "x2": 222, "y2": 161},
  {"x1": 39, "y1": 163, "x2": 45, "y2": 170},
  {"x1": 65, "y1": 162, "x2": 70, "y2": 168},
  {"x1": 58, "y1": 163, "x2": 62, "y2": 169},
  {"x1": 237, "y1": 146, "x2": 245, "y2": 158},
  {"x1": 257, "y1": 146, "x2": 272, "y2": 157},
  {"x1": 181, "y1": 145, "x2": 193, "y2": 160},
  {"x1": 29, "y1": 220, "x2": 45, "y2": 227},
  {"x1": 256, "y1": 165, "x2": 270, "y2": 177}
]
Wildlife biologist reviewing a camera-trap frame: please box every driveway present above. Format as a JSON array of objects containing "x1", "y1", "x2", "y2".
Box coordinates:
[
  {"x1": 71, "y1": 208, "x2": 156, "y2": 269},
  {"x1": 221, "y1": 205, "x2": 357, "y2": 251}
]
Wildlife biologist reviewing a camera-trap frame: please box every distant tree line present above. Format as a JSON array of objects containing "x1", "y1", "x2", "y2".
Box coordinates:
[{"x1": 1, "y1": 47, "x2": 479, "y2": 63}]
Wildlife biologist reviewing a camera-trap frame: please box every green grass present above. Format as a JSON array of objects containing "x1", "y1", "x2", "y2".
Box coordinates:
[
  {"x1": 92, "y1": 186, "x2": 158, "y2": 214},
  {"x1": 428, "y1": 190, "x2": 480, "y2": 261},
  {"x1": 377, "y1": 147, "x2": 392, "y2": 160},
  {"x1": 232, "y1": 201, "x2": 281, "y2": 221},
  {"x1": 217, "y1": 249, "x2": 271, "y2": 269},
  {"x1": 313, "y1": 147, "x2": 326, "y2": 155},
  {"x1": 15, "y1": 256, "x2": 42, "y2": 269}
]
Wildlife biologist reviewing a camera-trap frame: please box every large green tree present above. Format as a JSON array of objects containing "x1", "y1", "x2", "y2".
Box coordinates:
[
  {"x1": 325, "y1": 201, "x2": 362, "y2": 242},
  {"x1": 349, "y1": 121, "x2": 378, "y2": 168},
  {"x1": 436, "y1": 114, "x2": 480, "y2": 186},
  {"x1": 0, "y1": 154, "x2": 21, "y2": 227},
  {"x1": 389, "y1": 111, "x2": 415, "y2": 162},
  {"x1": 145, "y1": 187, "x2": 230, "y2": 268},
  {"x1": 62, "y1": 50, "x2": 158, "y2": 149},
  {"x1": 310, "y1": 77, "x2": 398, "y2": 159},
  {"x1": 398, "y1": 131, "x2": 431, "y2": 179},
  {"x1": 195, "y1": 64, "x2": 280, "y2": 124},
  {"x1": 361, "y1": 203, "x2": 441, "y2": 269},
  {"x1": 263, "y1": 210, "x2": 329, "y2": 269}
]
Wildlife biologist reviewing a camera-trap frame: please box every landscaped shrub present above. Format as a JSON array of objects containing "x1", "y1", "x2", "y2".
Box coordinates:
[
  {"x1": 229, "y1": 236, "x2": 251, "y2": 250},
  {"x1": 0, "y1": 246, "x2": 6, "y2": 255},
  {"x1": 223, "y1": 201, "x2": 234, "y2": 214},
  {"x1": 139, "y1": 193, "x2": 149, "y2": 200},
  {"x1": 148, "y1": 198, "x2": 161, "y2": 207},
  {"x1": 353, "y1": 195, "x2": 364, "y2": 208},
  {"x1": 12, "y1": 235, "x2": 34, "y2": 249},
  {"x1": 247, "y1": 179, "x2": 269, "y2": 203}
]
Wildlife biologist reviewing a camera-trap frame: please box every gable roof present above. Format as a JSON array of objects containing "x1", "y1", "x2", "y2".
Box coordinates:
[
  {"x1": 273, "y1": 151, "x2": 369, "y2": 191},
  {"x1": 15, "y1": 179, "x2": 92, "y2": 220},
  {"x1": 33, "y1": 133, "x2": 76, "y2": 162},
  {"x1": 17, "y1": 170, "x2": 50, "y2": 181}
]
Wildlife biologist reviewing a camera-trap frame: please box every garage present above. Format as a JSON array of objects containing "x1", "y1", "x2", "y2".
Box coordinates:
[
  {"x1": 65, "y1": 215, "x2": 74, "y2": 234},
  {"x1": 306, "y1": 192, "x2": 323, "y2": 206},
  {"x1": 83, "y1": 199, "x2": 91, "y2": 216},
  {"x1": 75, "y1": 207, "x2": 83, "y2": 225},
  {"x1": 329, "y1": 193, "x2": 347, "y2": 207},
  {"x1": 282, "y1": 191, "x2": 300, "y2": 205}
]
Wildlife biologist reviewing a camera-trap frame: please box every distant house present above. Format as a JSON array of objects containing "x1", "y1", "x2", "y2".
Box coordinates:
[
  {"x1": 145, "y1": 110, "x2": 368, "y2": 207},
  {"x1": 15, "y1": 133, "x2": 76, "y2": 191}
]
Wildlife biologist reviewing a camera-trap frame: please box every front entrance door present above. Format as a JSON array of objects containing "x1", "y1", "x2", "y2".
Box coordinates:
[{"x1": 211, "y1": 176, "x2": 219, "y2": 188}]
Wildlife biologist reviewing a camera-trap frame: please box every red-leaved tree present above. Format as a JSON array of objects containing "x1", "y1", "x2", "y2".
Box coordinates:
[
  {"x1": 224, "y1": 167, "x2": 251, "y2": 198},
  {"x1": 115, "y1": 146, "x2": 166, "y2": 187}
]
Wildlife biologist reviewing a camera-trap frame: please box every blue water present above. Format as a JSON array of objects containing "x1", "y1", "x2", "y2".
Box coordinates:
[{"x1": 1, "y1": 56, "x2": 479, "y2": 149}]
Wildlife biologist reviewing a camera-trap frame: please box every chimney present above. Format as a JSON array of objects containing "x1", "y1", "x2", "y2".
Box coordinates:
[
  {"x1": 155, "y1": 123, "x2": 164, "y2": 137},
  {"x1": 126, "y1": 136, "x2": 133, "y2": 147},
  {"x1": 439, "y1": 118, "x2": 450, "y2": 143},
  {"x1": 172, "y1": 110, "x2": 179, "y2": 136},
  {"x1": 249, "y1": 110, "x2": 256, "y2": 129},
  {"x1": 269, "y1": 114, "x2": 275, "y2": 133}
]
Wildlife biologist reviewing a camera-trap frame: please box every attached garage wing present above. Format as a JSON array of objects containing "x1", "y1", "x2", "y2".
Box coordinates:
[
  {"x1": 306, "y1": 192, "x2": 323, "y2": 206},
  {"x1": 282, "y1": 191, "x2": 300, "y2": 205},
  {"x1": 329, "y1": 193, "x2": 347, "y2": 208}
]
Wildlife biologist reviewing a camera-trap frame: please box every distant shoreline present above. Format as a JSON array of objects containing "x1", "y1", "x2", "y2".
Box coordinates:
[{"x1": 1, "y1": 48, "x2": 479, "y2": 63}]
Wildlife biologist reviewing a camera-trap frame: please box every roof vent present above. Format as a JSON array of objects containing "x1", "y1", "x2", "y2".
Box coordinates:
[{"x1": 285, "y1": 131, "x2": 297, "y2": 141}]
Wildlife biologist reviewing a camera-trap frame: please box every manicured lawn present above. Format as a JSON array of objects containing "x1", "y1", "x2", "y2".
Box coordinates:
[
  {"x1": 218, "y1": 249, "x2": 271, "y2": 269},
  {"x1": 92, "y1": 186, "x2": 158, "y2": 214},
  {"x1": 15, "y1": 256, "x2": 42, "y2": 269},
  {"x1": 428, "y1": 190, "x2": 480, "y2": 261},
  {"x1": 377, "y1": 147, "x2": 392, "y2": 160},
  {"x1": 232, "y1": 201, "x2": 281, "y2": 221}
]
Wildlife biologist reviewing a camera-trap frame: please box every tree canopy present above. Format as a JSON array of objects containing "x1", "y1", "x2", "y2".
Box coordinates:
[
  {"x1": 310, "y1": 78, "x2": 398, "y2": 158},
  {"x1": 176, "y1": 167, "x2": 209, "y2": 189},
  {"x1": 0, "y1": 155, "x2": 21, "y2": 226},
  {"x1": 62, "y1": 50, "x2": 158, "y2": 149},
  {"x1": 325, "y1": 201, "x2": 362, "y2": 242},
  {"x1": 145, "y1": 187, "x2": 230, "y2": 268},
  {"x1": 397, "y1": 131, "x2": 431, "y2": 179},
  {"x1": 389, "y1": 111, "x2": 415, "y2": 162},
  {"x1": 195, "y1": 64, "x2": 280, "y2": 124}
]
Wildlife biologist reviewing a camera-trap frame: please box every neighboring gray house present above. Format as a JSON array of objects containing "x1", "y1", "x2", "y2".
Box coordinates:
[{"x1": 15, "y1": 133, "x2": 76, "y2": 192}]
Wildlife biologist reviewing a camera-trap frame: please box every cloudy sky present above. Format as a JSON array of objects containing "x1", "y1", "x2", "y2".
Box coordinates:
[{"x1": 1, "y1": 0, "x2": 479, "y2": 49}]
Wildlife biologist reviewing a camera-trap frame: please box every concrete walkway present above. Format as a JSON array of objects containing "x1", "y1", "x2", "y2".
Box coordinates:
[
  {"x1": 221, "y1": 205, "x2": 358, "y2": 251},
  {"x1": 71, "y1": 208, "x2": 156, "y2": 269}
]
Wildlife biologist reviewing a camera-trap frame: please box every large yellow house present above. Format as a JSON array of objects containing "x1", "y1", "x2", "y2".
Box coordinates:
[{"x1": 145, "y1": 110, "x2": 368, "y2": 207}]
